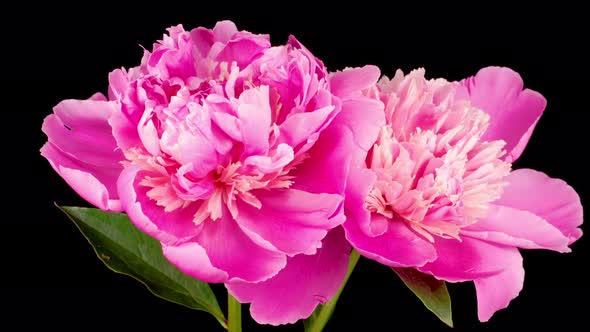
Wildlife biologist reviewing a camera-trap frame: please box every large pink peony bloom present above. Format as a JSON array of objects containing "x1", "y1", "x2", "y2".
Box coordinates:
[
  {"x1": 342, "y1": 67, "x2": 583, "y2": 321},
  {"x1": 41, "y1": 21, "x2": 384, "y2": 324}
]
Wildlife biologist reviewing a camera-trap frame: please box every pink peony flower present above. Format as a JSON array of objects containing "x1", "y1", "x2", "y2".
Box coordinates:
[
  {"x1": 41, "y1": 21, "x2": 384, "y2": 324},
  {"x1": 341, "y1": 67, "x2": 583, "y2": 321}
]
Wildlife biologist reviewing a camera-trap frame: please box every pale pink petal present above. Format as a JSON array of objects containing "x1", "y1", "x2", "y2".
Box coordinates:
[
  {"x1": 162, "y1": 242, "x2": 228, "y2": 283},
  {"x1": 236, "y1": 189, "x2": 344, "y2": 256},
  {"x1": 330, "y1": 65, "x2": 381, "y2": 98},
  {"x1": 457, "y1": 66, "x2": 546, "y2": 162},
  {"x1": 226, "y1": 228, "x2": 350, "y2": 325},
  {"x1": 474, "y1": 247, "x2": 524, "y2": 322},
  {"x1": 495, "y1": 169, "x2": 583, "y2": 244},
  {"x1": 237, "y1": 86, "x2": 271, "y2": 156},
  {"x1": 418, "y1": 237, "x2": 516, "y2": 282},
  {"x1": 117, "y1": 166, "x2": 203, "y2": 245},
  {"x1": 41, "y1": 143, "x2": 121, "y2": 211},
  {"x1": 193, "y1": 211, "x2": 287, "y2": 283},
  {"x1": 212, "y1": 20, "x2": 238, "y2": 43},
  {"x1": 463, "y1": 204, "x2": 570, "y2": 252}
]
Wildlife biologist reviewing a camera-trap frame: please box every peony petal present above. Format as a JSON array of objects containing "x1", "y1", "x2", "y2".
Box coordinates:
[
  {"x1": 291, "y1": 125, "x2": 353, "y2": 195},
  {"x1": 216, "y1": 31, "x2": 271, "y2": 68},
  {"x1": 494, "y1": 169, "x2": 583, "y2": 244},
  {"x1": 237, "y1": 86, "x2": 271, "y2": 156},
  {"x1": 41, "y1": 94, "x2": 124, "y2": 211},
  {"x1": 236, "y1": 189, "x2": 344, "y2": 256},
  {"x1": 117, "y1": 166, "x2": 203, "y2": 245},
  {"x1": 331, "y1": 97, "x2": 385, "y2": 165},
  {"x1": 345, "y1": 212, "x2": 436, "y2": 268},
  {"x1": 342, "y1": 167, "x2": 388, "y2": 237},
  {"x1": 162, "y1": 242, "x2": 228, "y2": 283},
  {"x1": 226, "y1": 228, "x2": 350, "y2": 325},
  {"x1": 42, "y1": 94, "x2": 124, "y2": 167},
  {"x1": 457, "y1": 66, "x2": 546, "y2": 162},
  {"x1": 418, "y1": 237, "x2": 517, "y2": 282},
  {"x1": 193, "y1": 210, "x2": 287, "y2": 283},
  {"x1": 41, "y1": 143, "x2": 121, "y2": 211},
  {"x1": 330, "y1": 65, "x2": 381, "y2": 98},
  {"x1": 462, "y1": 204, "x2": 570, "y2": 252},
  {"x1": 278, "y1": 105, "x2": 337, "y2": 154},
  {"x1": 474, "y1": 247, "x2": 524, "y2": 322}
]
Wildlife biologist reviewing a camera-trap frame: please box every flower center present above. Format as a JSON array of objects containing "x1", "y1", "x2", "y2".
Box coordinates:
[{"x1": 365, "y1": 104, "x2": 511, "y2": 242}]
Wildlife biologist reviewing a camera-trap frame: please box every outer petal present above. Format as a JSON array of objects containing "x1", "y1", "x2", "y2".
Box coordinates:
[
  {"x1": 192, "y1": 211, "x2": 287, "y2": 283},
  {"x1": 330, "y1": 65, "x2": 381, "y2": 98},
  {"x1": 226, "y1": 228, "x2": 350, "y2": 325},
  {"x1": 457, "y1": 66, "x2": 546, "y2": 162},
  {"x1": 41, "y1": 143, "x2": 121, "y2": 211},
  {"x1": 463, "y1": 204, "x2": 570, "y2": 252},
  {"x1": 345, "y1": 213, "x2": 436, "y2": 268},
  {"x1": 332, "y1": 97, "x2": 385, "y2": 165},
  {"x1": 236, "y1": 189, "x2": 344, "y2": 256},
  {"x1": 42, "y1": 94, "x2": 123, "y2": 167},
  {"x1": 474, "y1": 247, "x2": 524, "y2": 322},
  {"x1": 418, "y1": 237, "x2": 517, "y2": 282},
  {"x1": 494, "y1": 169, "x2": 583, "y2": 244},
  {"x1": 291, "y1": 125, "x2": 353, "y2": 195},
  {"x1": 41, "y1": 94, "x2": 124, "y2": 211},
  {"x1": 162, "y1": 242, "x2": 228, "y2": 283},
  {"x1": 117, "y1": 166, "x2": 204, "y2": 245}
]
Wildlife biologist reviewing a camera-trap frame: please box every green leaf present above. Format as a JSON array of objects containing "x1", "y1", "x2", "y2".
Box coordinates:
[
  {"x1": 58, "y1": 205, "x2": 227, "y2": 329},
  {"x1": 393, "y1": 268, "x2": 453, "y2": 327}
]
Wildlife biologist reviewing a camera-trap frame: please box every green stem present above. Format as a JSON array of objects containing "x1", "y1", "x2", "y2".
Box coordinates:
[
  {"x1": 304, "y1": 249, "x2": 361, "y2": 332},
  {"x1": 227, "y1": 292, "x2": 242, "y2": 332}
]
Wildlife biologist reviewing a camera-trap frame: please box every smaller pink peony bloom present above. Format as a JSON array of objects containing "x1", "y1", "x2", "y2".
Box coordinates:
[
  {"x1": 41, "y1": 21, "x2": 385, "y2": 325},
  {"x1": 342, "y1": 67, "x2": 583, "y2": 321}
]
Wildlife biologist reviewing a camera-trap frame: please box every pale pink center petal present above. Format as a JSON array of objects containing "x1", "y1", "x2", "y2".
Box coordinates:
[{"x1": 364, "y1": 70, "x2": 511, "y2": 242}]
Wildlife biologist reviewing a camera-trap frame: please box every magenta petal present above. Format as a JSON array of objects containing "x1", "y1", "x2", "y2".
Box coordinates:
[
  {"x1": 332, "y1": 97, "x2": 385, "y2": 164},
  {"x1": 344, "y1": 167, "x2": 390, "y2": 238},
  {"x1": 291, "y1": 125, "x2": 353, "y2": 194},
  {"x1": 330, "y1": 65, "x2": 381, "y2": 98},
  {"x1": 117, "y1": 166, "x2": 203, "y2": 245},
  {"x1": 344, "y1": 166, "x2": 436, "y2": 266},
  {"x1": 162, "y1": 242, "x2": 228, "y2": 283},
  {"x1": 457, "y1": 66, "x2": 546, "y2": 162},
  {"x1": 194, "y1": 211, "x2": 287, "y2": 283},
  {"x1": 236, "y1": 189, "x2": 344, "y2": 256},
  {"x1": 216, "y1": 31, "x2": 271, "y2": 68},
  {"x1": 41, "y1": 94, "x2": 124, "y2": 211},
  {"x1": 42, "y1": 94, "x2": 124, "y2": 167},
  {"x1": 278, "y1": 105, "x2": 337, "y2": 153},
  {"x1": 41, "y1": 143, "x2": 121, "y2": 211},
  {"x1": 462, "y1": 204, "x2": 570, "y2": 252},
  {"x1": 345, "y1": 213, "x2": 436, "y2": 267},
  {"x1": 474, "y1": 247, "x2": 524, "y2": 322},
  {"x1": 419, "y1": 237, "x2": 516, "y2": 282},
  {"x1": 226, "y1": 228, "x2": 350, "y2": 325},
  {"x1": 495, "y1": 169, "x2": 583, "y2": 244}
]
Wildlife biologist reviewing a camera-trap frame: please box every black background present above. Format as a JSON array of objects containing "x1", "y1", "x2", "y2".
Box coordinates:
[{"x1": 7, "y1": 2, "x2": 588, "y2": 331}]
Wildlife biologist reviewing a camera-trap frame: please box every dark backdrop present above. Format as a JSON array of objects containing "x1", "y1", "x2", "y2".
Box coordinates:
[{"x1": 7, "y1": 3, "x2": 588, "y2": 331}]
